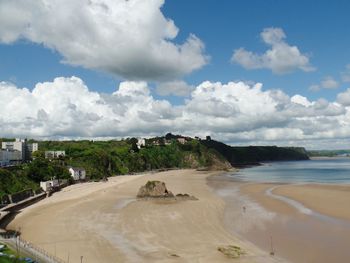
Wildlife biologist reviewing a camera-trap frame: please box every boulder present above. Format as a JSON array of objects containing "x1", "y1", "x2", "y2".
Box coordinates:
[
  {"x1": 137, "y1": 181, "x2": 174, "y2": 198},
  {"x1": 175, "y1": 193, "x2": 198, "y2": 200}
]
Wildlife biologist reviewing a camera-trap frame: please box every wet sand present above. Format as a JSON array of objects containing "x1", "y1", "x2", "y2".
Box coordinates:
[
  {"x1": 273, "y1": 184, "x2": 350, "y2": 221},
  {"x1": 208, "y1": 175, "x2": 350, "y2": 263},
  {"x1": 7, "y1": 170, "x2": 281, "y2": 263}
]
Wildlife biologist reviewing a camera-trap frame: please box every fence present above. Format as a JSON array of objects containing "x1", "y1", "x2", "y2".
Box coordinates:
[
  {"x1": 0, "y1": 236, "x2": 66, "y2": 263},
  {"x1": 9, "y1": 189, "x2": 34, "y2": 204}
]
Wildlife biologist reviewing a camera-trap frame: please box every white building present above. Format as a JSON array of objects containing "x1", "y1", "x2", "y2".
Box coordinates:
[
  {"x1": 0, "y1": 150, "x2": 10, "y2": 166},
  {"x1": 0, "y1": 149, "x2": 22, "y2": 166},
  {"x1": 40, "y1": 179, "x2": 59, "y2": 192},
  {"x1": 137, "y1": 138, "x2": 146, "y2": 149},
  {"x1": 69, "y1": 167, "x2": 86, "y2": 181},
  {"x1": 45, "y1": 151, "x2": 66, "y2": 159},
  {"x1": 2, "y1": 139, "x2": 25, "y2": 159},
  {"x1": 177, "y1": 138, "x2": 186, "y2": 144},
  {"x1": 28, "y1": 143, "x2": 39, "y2": 152},
  {"x1": 1, "y1": 139, "x2": 38, "y2": 161},
  {"x1": 2, "y1": 139, "x2": 24, "y2": 151}
]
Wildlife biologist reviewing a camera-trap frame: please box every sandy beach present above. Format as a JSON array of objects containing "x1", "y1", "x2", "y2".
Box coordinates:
[
  {"x1": 210, "y1": 177, "x2": 350, "y2": 263},
  {"x1": 273, "y1": 184, "x2": 350, "y2": 221},
  {"x1": 6, "y1": 170, "x2": 282, "y2": 263}
]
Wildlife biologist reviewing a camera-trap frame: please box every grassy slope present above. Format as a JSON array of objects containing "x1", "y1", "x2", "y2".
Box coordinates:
[
  {"x1": 0, "y1": 243, "x2": 18, "y2": 263},
  {"x1": 0, "y1": 169, "x2": 38, "y2": 199}
]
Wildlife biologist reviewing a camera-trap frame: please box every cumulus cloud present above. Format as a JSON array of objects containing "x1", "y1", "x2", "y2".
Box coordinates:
[
  {"x1": 341, "y1": 64, "x2": 350, "y2": 83},
  {"x1": 337, "y1": 88, "x2": 350, "y2": 106},
  {"x1": 291, "y1": 95, "x2": 312, "y2": 107},
  {"x1": 309, "y1": 76, "x2": 339, "y2": 92},
  {"x1": 2, "y1": 76, "x2": 350, "y2": 148},
  {"x1": 232, "y1": 27, "x2": 315, "y2": 74},
  {"x1": 0, "y1": 0, "x2": 208, "y2": 81},
  {"x1": 321, "y1": 76, "x2": 339, "y2": 89},
  {"x1": 309, "y1": 84, "x2": 321, "y2": 92},
  {"x1": 156, "y1": 81, "x2": 193, "y2": 96}
]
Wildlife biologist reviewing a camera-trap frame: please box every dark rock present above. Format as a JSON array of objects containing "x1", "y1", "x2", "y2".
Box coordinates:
[
  {"x1": 175, "y1": 193, "x2": 198, "y2": 201},
  {"x1": 137, "y1": 181, "x2": 198, "y2": 201},
  {"x1": 137, "y1": 181, "x2": 174, "y2": 198}
]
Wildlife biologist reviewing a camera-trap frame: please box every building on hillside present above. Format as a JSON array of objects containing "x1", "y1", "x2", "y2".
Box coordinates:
[
  {"x1": 136, "y1": 138, "x2": 146, "y2": 149},
  {"x1": 152, "y1": 140, "x2": 160, "y2": 146},
  {"x1": 177, "y1": 138, "x2": 186, "y2": 144},
  {"x1": 0, "y1": 149, "x2": 22, "y2": 166},
  {"x1": 2, "y1": 139, "x2": 25, "y2": 159},
  {"x1": 69, "y1": 167, "x2": 86, "y2": 181},
  {"x1": 45, "y1": 151, "x2": 66, "y2": 159},
  {"x1": 152, "y1": 138, "x2": 166, "y2": 146},
  {"x1": 40, "y1": 179, "x2": 59, "y2": 192},
  {"x1": 27, "y1": 143, "x2": 38, "y2": 152},
  {"x1": 1, "y1": 139, "x2": 38, "y2": 161}
]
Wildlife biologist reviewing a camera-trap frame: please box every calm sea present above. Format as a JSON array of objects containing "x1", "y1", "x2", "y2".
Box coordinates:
[{"x1": 231, "y1": 157, "x2": 350, "y2": 184}]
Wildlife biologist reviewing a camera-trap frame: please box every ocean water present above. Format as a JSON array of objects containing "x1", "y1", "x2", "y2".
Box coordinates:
[{"x1": 231, "y1": 157, "x2": 350, "y2": 184}]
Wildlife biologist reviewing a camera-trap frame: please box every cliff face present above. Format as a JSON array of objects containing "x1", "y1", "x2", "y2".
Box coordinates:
[
  {"x1": 200, "y1": 140, "x2": 309, "y2": 167},
  {"x1": 204, "y1": 150, "x2": 232, "y2": 170},
  {"x1": 182, "y1": 147, "x2": 232, "y2": 170}
]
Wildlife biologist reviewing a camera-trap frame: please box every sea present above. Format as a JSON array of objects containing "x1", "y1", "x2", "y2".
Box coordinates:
[
  {"x1": 230, "y1": 157, "x2": 350, "y2": 184},
  {"x1": 212, "y1": 157, "x2": 350, "y2": 263}
]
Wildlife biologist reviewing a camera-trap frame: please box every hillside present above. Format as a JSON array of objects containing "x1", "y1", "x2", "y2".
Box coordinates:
[
  {"x1": 200, "y1": 139, "x2": 309, "y2": 166},
  {"x1": 36, "y1": 138, "x2": 231, "y2": 177},
  {"x1": 0, "y1": 168, "x2": 39, "y2": 199},
  {"x1": 0, "y1": 135, "x2": 309, "y2": 199},
  {"x1": 308, "y1": 149, "x2": 350, "y2": 157}
]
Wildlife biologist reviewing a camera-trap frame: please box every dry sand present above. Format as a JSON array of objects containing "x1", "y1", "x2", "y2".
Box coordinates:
[{"x1": 7, "y1": 170, "x2": 281, "y2": 263}]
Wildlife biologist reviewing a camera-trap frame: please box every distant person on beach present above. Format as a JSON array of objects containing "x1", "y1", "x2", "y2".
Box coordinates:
[{"x1": 243, "y1": 206, "x2": 246, "y2": 213}]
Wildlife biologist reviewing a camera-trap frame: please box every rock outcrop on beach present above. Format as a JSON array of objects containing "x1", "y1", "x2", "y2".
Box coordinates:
[
  {"x1": 175, "y1": 193, "x2": 198, "y2": 201},
  {"x1": 137, "y1": 181, "x2": 197, "y2": 200},
  {"x1": 137, "y1": 181, "x2": 174, "y2": 198}
]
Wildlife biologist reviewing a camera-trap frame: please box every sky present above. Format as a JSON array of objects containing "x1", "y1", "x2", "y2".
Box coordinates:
[{"x1": 1, "y1": 0, "x2": 350, "y2": 149}]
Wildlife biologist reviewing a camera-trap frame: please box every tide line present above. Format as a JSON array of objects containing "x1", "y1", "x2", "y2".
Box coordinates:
[{"x1": 265, "y1": 186, "x2": 350, "y2": 227}]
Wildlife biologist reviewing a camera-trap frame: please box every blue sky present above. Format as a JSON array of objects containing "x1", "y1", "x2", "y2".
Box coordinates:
[
  {"x1": 1, "y1": 0, "x2": 350, "y2": 148},
  {"x1": 164, "y1": 0, "x2": 350, "y2": 100},
  {"x1": 1, "y1": 0, "x2": 350, "y2": 100}
]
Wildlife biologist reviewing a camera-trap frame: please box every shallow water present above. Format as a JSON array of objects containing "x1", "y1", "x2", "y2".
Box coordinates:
[
  {"x1": 231, "y1": 158, "x2": 350, "y2": 183},
  {"x1": 208, "y1": 169, "x2": 350, "y2": 263}
]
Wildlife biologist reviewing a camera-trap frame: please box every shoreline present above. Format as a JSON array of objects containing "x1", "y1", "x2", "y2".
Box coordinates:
[
  {"x1": 6, "y1": 169, "x2": 281, "y2": 263},
  {"x1": 208, "y1": 172, "x2": 350, "y2": 263},
  {"x1": 7, "y1": 167, "x2": 350, "y2": 263}
]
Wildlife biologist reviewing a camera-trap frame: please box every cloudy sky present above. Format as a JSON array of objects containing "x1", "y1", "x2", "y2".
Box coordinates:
[{"x1": 1, "y1": 0, "x2": 350, "y2": 149}]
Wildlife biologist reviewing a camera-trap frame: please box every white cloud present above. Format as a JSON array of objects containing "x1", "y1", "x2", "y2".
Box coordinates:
[
  {"x1": 341, "y1": 64, "x2": 350, "y2": 83},
  {"x1": 309, "y1": 76, "x2": 339, "y2": 92},
  {"x1": 232, "y1": 27, "x2": 315, "y2": 74},
  {"x1": 0, "y1": 0, "x2": 208, "y2": 81},
  {"x1": 321, "y1": 76, "x2": 339, "y2": 89},
  {"x1": 156, "y1": 81, "x2": 193, "y2": 97},
  {"x1": 337, "y1": 88, "x2": 350, "y2": 106},
  {"x1": 291, "y1": 95, "x2": 312, "y2": 107},
  {"x1": 2, "y1": 76, "x2": 350, "y2": 149},
  {"x1": 308, "y1": 84, "x2": 320, "y2": 92}
]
